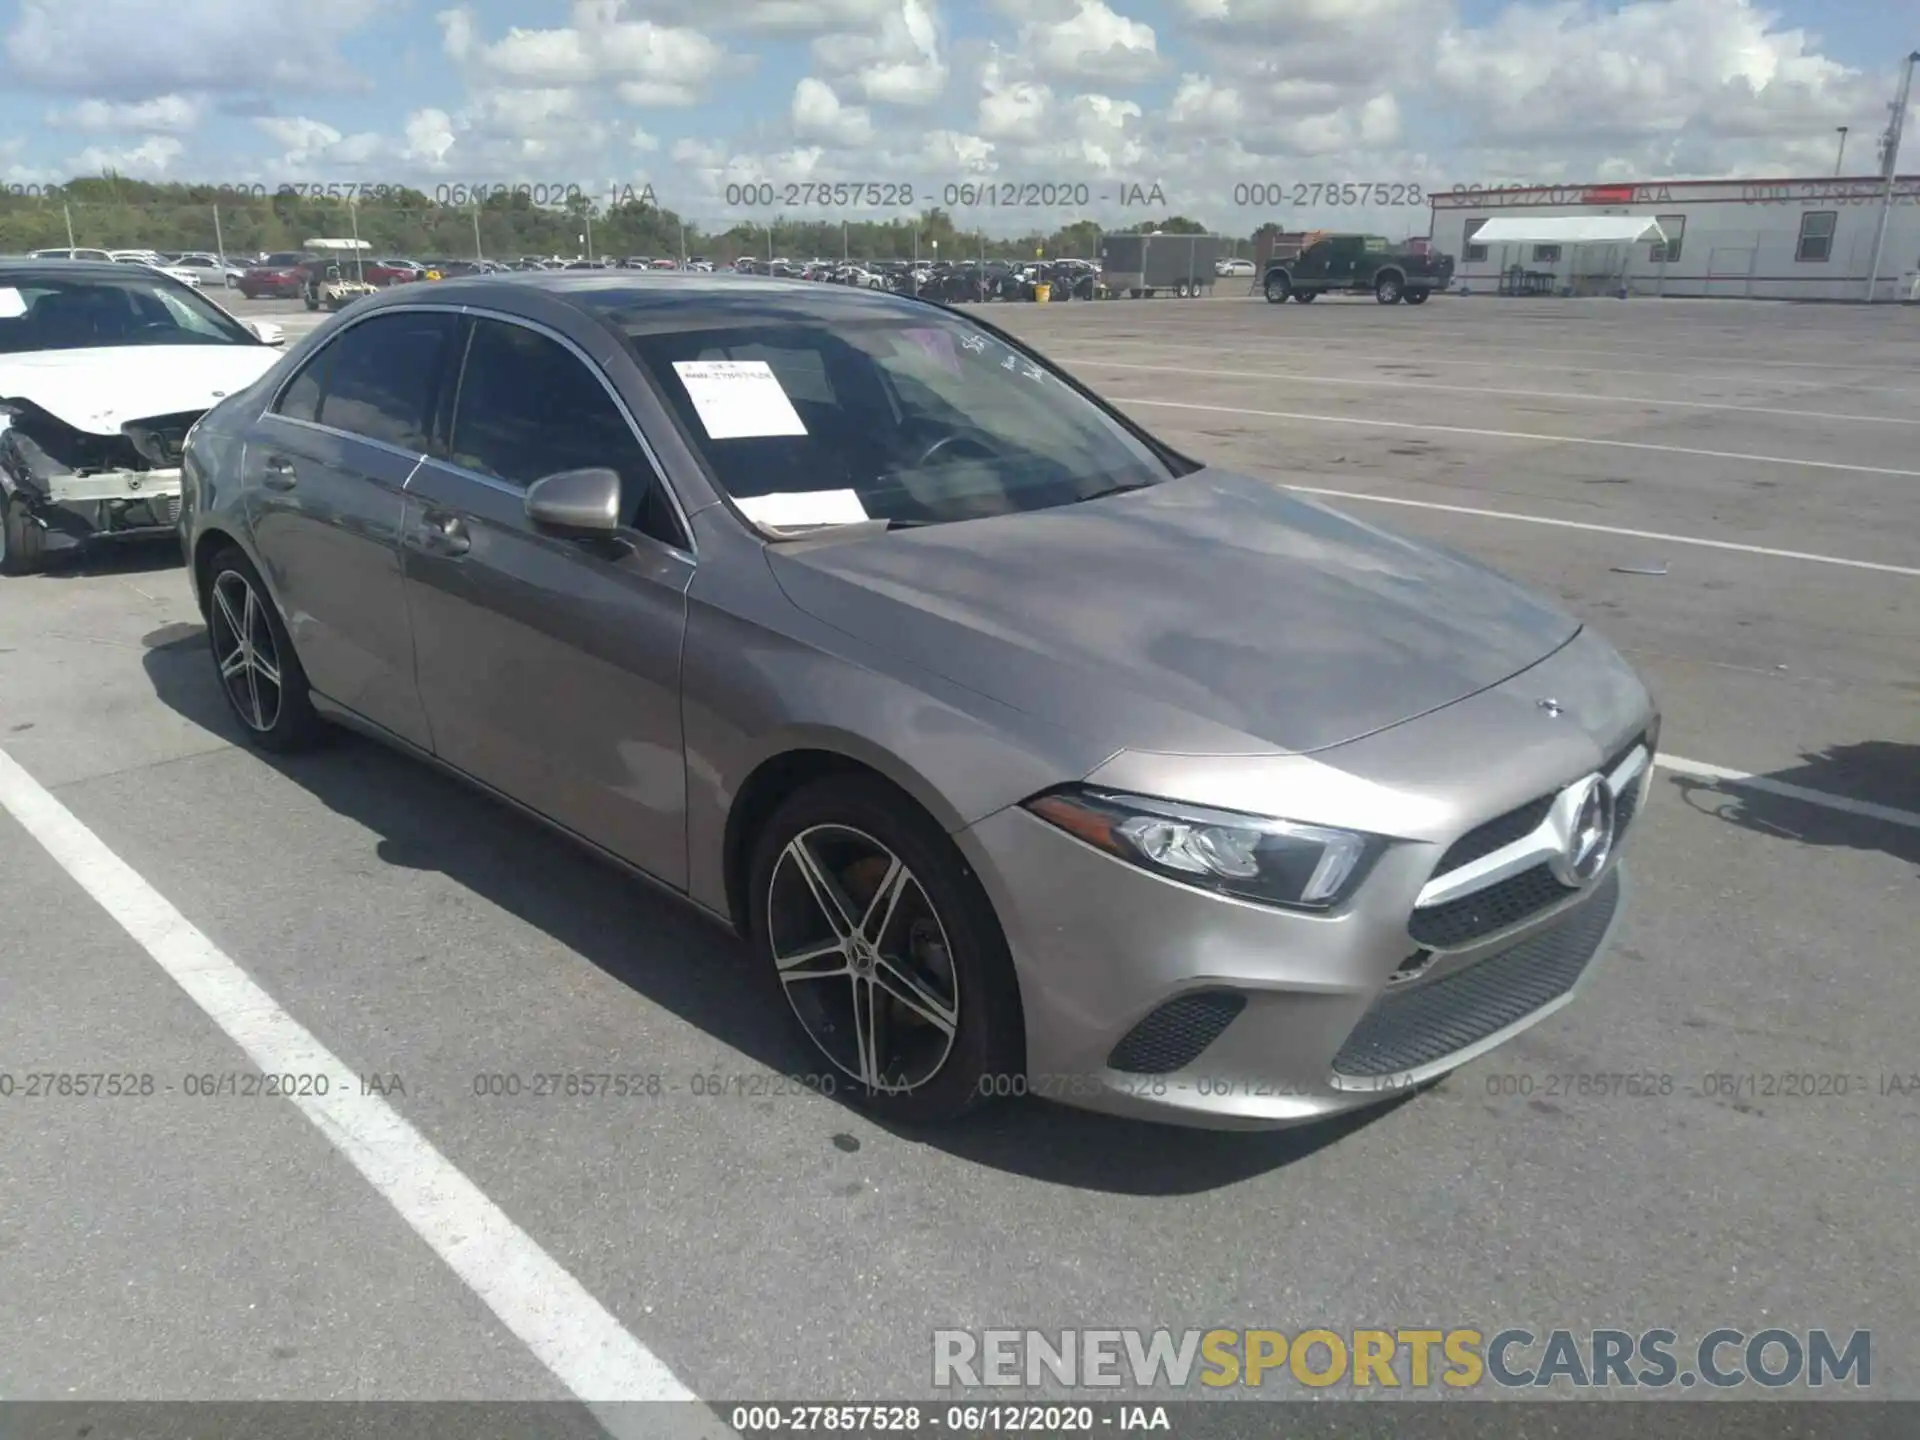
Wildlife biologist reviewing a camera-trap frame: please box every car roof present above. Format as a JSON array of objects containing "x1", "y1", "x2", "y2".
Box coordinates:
[
  {"x1": 351, "y1": 268, "x2": 945, "y2": 335},
  {"x1": 0, "y1": 259, "x2": 163, "y2": 282}
]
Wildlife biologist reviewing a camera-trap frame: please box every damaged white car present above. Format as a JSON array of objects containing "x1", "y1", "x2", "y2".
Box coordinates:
[{"x1": 0, "y1": 261, "x2": 285, "y2": 575}]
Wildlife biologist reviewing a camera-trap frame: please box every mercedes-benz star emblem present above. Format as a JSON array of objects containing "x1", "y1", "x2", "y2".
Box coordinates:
[
  {"x1": 1548, "y1": 775, "x2": 1616, "y2": 888},
  {"x1": 1537, "y1": 698, "x2": 1564, "y2": 718}
]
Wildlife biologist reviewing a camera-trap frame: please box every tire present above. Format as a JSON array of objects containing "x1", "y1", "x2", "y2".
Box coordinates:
[
  {"x1": 1404, "y1": 289, "x2": 1430, "y2": 305},
  {"x1": 747, "y1": 773, "x2": 1023, "y2": 1126},
  {"x1": 1375, "y1": 272, "x2": 1405, "y2": 304},
  {"x1": 1264, "y1": 272, "x2": 1292, "y2": 303},
  {"x1": 304, "y1": 292, "x2": 320, "y2": 312},
  {"x1": 203, "y1": 545, "x2": 327, "y2": 753},
  {"x1": 1173, "y1": 281, "x2": 1189, "y2": 298},
  {"x1": 1294, "y1": 290, "x2": 1317, "y2": 303},
  {"x1": 0, "y1": 491, "x2": 48, "y2": 576}
]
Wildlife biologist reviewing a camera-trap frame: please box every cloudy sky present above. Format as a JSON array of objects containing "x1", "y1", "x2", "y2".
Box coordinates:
[{"x1": 1, "y1": 0, "x2": 1915, "y2": 234}]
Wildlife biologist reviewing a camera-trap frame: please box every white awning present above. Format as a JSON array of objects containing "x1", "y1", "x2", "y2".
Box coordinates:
[{"x1": 1470, "y1": 216, "x2": 1667, "y2": 245}]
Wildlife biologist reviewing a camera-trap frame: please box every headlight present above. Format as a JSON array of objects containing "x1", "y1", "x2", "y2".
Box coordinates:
[{"x1": 1023, "y1": 787, "x2": 1381, "y2": 911}]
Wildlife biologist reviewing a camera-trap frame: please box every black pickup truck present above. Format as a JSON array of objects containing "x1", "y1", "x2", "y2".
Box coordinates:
[{"x1": 1262, "y1": 234, "x2": 1454, "y2": 305}]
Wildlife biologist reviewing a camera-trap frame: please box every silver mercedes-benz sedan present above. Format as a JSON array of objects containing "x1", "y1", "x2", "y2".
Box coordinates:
[{"x1": 178, "y1": 272, "x2": 1657, "y2": 1130}]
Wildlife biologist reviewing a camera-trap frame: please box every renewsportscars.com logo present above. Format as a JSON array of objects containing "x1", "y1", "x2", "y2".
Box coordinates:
[{"x1": 932, "y1": 1328, "x2": 1871, "y2": 1391}]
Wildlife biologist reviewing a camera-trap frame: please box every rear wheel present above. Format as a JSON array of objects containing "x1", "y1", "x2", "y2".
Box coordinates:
[
  {"x1": 204, "y1": 545, "x2": 326, "y2": 752},
  {"x1": 1264, "y1": 272, "x2": 1292, "y2": 303},
  {"x1": 0, "y1": 491, "x2": 48, "y2": 576},
  {"x1": 747, "y1": 774, "x2": 1023, "y2": 1126}
]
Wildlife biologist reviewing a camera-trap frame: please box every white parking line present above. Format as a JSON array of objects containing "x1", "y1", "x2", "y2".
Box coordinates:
[
  {"x1": 1065, "y1": 358, "x2": 1920, "y2": 427},
  {"x1": 0, "y1": 746, "x2": 710, "y2": 1432},
  {"x1": 1656, "y1": 754, "x2": 1920, "y2": 831},
  {"x1": 1112, "y1": 396, "x2": 1920, "y2": 481},
  {"x1": 1074, "y1": 337, "x2": 1914, "y2": 394},
  {"x1": 1281, "y1": 486, "x2": 1920, "y2": 577},
  {"x1": 1079, "y1": 327, "x2": 1920, "y2": 377}
]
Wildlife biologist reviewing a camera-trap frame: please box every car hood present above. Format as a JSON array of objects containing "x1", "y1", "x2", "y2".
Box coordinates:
[
  {"x1": 767, "y1": 468, "x2": 1583, "y2": 756},
  {"x1": 0, "y1": 345, "x2": 281, "y2": 433}
]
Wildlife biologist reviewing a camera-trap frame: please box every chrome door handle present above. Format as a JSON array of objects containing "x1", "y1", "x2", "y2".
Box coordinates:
[
  {"x1": 416, "y1": 512, "x2": 470, "y2": 556},
  {"x1": 261, "y1": 455, "x2": 297, "y2": 490}
]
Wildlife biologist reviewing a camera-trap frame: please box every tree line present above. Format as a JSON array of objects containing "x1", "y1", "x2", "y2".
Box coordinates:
[{"x1": 0, "y1": 176, "x2": 1244, "y2": 263}]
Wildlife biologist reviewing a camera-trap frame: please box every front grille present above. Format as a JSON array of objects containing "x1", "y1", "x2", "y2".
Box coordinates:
[
  {"x1": 1107, "y1": 991, "x2": 1247, "y2": 1074},
  {"x1": 1414, "y1": 732, "x2": 1649, "y2": 949},
  {"x1": 1431, "y1": 794, "x2": 1553, "y2": 875},
  {"x1": 1409, "y1": 863, "x2": 1571, "y2": 948},
  {"x1": 1332, "y1": 871, "x2": 1620, "y2": 1078}
]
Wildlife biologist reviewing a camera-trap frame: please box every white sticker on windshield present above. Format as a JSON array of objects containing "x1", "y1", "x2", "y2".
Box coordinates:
[
  {"x1": 672, "y1": 360, "x2": 808, "y2": 440},
  {"x1": 0, "y1": 287, "x2": 25, "y2": 319},
  {"x1": 734, "y1": 489, "x2": 870, "y2": 529}
]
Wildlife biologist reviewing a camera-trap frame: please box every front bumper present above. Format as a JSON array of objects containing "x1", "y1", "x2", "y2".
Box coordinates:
[
  {"x1": 959, "y1": 800, "x2": 1630, "y2": 1129},
  {"x1": 954, "y1": 631, "x2": 1653, "y2": 1130},
  {"x1": 6, "y1": 469, "x2": 184, "y2": 554}
]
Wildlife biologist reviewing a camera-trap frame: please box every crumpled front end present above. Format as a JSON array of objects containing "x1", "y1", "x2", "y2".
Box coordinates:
[{"x1": 0, "y1": 397, "x2": 201, "y2": 555}]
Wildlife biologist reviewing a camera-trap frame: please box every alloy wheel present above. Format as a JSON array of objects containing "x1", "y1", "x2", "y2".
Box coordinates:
[
  {"x1": 767, "y1": 824, "x2": 961, "y2": 1093},
  {"x1": 209, "y1": 569, "x2": 283, "y2": 733}
]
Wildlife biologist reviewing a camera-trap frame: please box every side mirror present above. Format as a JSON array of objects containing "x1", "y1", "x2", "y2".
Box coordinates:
[
  {"x1": 526, "y1": 467, "x2": 622, "y2": 534},
  {"x1": 248, "y1": 320, "x2": 286, "y2": 346}
]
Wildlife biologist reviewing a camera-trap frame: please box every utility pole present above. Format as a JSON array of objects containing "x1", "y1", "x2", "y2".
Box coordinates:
[
  {"x1": 1835, "y1": 126, "x2": 1849, "y2": 175},
  {"x1": 1864, "y1": 50, "x2": 1918, "y2": 303}
]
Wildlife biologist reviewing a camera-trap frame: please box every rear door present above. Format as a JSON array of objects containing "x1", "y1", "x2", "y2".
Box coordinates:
[
  {"x1": 400, "y1": 313, "x2": 695, "y2": 887},
  {"x1": 244, "y1": 309, "x2": 459, "y2": 749}
]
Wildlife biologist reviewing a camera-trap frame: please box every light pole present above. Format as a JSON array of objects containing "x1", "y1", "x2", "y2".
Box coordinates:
[
  {"x1": 1835, "y1": 126, "x2": 1850, "y2": 175},
  {"x1": 1865, "y1": 50, "x2": 1918, "y2": 303}
]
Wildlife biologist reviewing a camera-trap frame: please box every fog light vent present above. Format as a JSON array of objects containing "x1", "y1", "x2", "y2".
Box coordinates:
[
  {"x1": 1388, "y1": 949, "x2": 1435, "y2": 986},
  {"x1": 1107, "y1": 990, "x2": 1246, "y2": 1075}
]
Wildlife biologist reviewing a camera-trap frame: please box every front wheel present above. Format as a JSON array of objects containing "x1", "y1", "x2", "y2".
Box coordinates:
[
  {"x1": 747, "y1": 774, "x2": 1024, "y2": 1126},
  {"x1": 1, "y1": 491, "x2": 48, "y2": 576},
  {"x1": 204, "y1": 546, "x2": 327, "y2": 752},
  {"x1": 1404, "y1": 289, "x2": 1430, "y2": 305},
  {"x1": 1375, "y1": 273, "x2": 1405, "y2": 304},
  {"x1": 1264, "y1": 272, "x2": 1291, "y2": 303}
]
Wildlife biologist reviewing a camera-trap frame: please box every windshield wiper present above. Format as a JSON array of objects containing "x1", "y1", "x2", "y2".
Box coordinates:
[{"x1": 1071, "y1": 481, "x2": 1154, "y2": 504}]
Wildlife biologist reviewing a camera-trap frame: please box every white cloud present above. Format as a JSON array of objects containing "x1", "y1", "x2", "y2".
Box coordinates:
[
  {"x1": 64, "y1": 135, "x2": 186, "y2": 177},
  {"x1": 809, "y1": 0, "x2": 947, "y2": 106},
  {"x1": 437, "y1": 1, "x2": 727, "y2": 104},
  {"x1": 50, "y1": 95, "x2": 207, "y2": 133},
  {"x1": 1021, "y1": 0, "x2": 1157, "y2": 85},
  {"x1": 4, "y1": 0, "x2": 379, "y2": 96},
  {"x1": 792, "y1": 78, "x2": 875, "y2": 145}
]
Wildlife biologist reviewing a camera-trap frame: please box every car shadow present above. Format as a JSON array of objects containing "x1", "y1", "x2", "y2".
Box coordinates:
[
  {"x1": 139, "y1": 624, "x2": 1389, "y2": 1194},
  {"x1": 29, "y1": 537, "x2": 182, "y2": 580},
  {"x1": 1663, "y1": 741, "x2": 1920, "y2": 870}
]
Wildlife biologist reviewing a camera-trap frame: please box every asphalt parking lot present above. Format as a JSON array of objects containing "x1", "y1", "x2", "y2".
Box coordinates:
[{"x1": 2, "y1": 288, "x2": 1916, "y2": 1416}]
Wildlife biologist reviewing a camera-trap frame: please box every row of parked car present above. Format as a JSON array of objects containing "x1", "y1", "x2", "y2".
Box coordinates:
[{"x1": 736, "y1": 255, "x2": 1109, "y2": 302}]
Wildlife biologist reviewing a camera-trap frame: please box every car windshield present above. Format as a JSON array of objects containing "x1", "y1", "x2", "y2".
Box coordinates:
[
  {"x1": 0, "y1": 273, "x2": 260, "y2": 354},
  {"x1": 613, "y1": 300, "x2": 1176, "y2": 529}
]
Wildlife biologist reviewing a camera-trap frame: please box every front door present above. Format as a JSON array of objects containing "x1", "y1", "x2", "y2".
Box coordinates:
[
  {"x1": 400, "y1": 314, "x2": 694, "y2": 887},
  {"x1": 244, "y1": 309, "x2": 458, "y2": 749}
]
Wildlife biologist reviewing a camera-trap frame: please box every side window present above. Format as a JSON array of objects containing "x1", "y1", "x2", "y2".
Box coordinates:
[
  {"x1": 1650, "y1": 214, "x2": 1685, "y2": 264},
  {"x1": 1463, "y1": 218, "x2": 1488, "y2": 263},
  {"x1": 1795, "y1": 211, "x2": 1837, "y2": 263},
  {"x1": 448, "y1": 318, "x2": 682, "y2": 547},
  {"x1": 314, "y1": 312, "x2": 457, "y2": 451},
  {"x1": 274, "y1": 345, "x2": 333, "y2": 424}
]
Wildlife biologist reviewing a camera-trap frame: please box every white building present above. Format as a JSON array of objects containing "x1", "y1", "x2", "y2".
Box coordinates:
[{"x1": 1429, "y1": 176, "x2": 1920, "y2": 300}]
